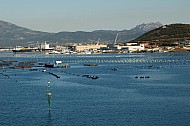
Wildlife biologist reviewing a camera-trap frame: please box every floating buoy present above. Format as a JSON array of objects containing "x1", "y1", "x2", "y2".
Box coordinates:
[{"x1": 46, "y1": 81, "x2": 52, "y2": 112}]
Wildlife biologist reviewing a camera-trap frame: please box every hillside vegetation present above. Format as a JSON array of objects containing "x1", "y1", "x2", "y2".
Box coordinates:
[{"x1": 132, "y1": 24, "x2": 190, "y2": 45}]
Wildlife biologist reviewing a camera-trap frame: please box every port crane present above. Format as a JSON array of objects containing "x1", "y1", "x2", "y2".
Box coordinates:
[{"x1": 114, "y1": 33, "x2": 119, "y2": 44}]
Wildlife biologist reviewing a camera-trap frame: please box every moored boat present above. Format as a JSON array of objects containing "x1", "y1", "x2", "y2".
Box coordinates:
[
  {"x1": 45, "y1": 61, "x2": 70, "y2": 68},
  {"x1": 45, "y1": 63, "x2": 54, "y2": 68},
  {"x1": 84, "y1": 64, "x2": 98, "y2": 66},
  {"x1": 12, "y1": 46, "x2": 36, "y2": 53},
  {"x1": 12, "y1": 42, "x2": 53, "y2": 53}
]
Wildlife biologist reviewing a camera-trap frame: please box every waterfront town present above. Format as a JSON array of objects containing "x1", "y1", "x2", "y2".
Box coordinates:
[{"x1": 0, "y1": 40, "x2": 190, "y2": 54}]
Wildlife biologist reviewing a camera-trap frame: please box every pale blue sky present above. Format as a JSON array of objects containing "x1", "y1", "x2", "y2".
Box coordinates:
[{"x1": 0, "y1": 0, "x2": 190, "y2": 32}]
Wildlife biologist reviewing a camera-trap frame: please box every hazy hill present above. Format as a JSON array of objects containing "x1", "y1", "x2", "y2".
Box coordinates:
[
  {"x1": 0, "y1": 20, "x2": 52, "y2": 47},
  {"x1": 132, "y1": 24, "x2": 190, "y2": 45},
  {"x1": 0, "y1": 20, "x2": 162, "y2": 47},
  {"x1": 51, "y1": 22, "x2": 162, "y2": 44}
]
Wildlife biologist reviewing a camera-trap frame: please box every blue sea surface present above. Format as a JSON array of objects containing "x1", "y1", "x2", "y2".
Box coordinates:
[{"x1": 0, "y1": 52, "x2": 190, "y2": 126}]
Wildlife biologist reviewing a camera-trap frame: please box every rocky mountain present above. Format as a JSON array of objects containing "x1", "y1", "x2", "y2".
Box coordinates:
[
  {"x1": 131, "y1": 22, "x2": 163, "y2": 32},
  {"x1": 0, "y1": 20, "x2": 162, "y2": 47},
  {"x1": 131, "y1": 23, "x2": 190, "y2": 46}
]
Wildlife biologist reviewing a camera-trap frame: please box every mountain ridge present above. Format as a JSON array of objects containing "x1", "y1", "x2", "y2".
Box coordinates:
[{"x1": 0, "y1": 20, "x2": 162, "y2": 47}]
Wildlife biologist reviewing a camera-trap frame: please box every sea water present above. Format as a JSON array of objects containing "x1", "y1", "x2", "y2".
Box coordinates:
[{"x1": 0, "y1": 52, "x2": 190, "y2": 126}]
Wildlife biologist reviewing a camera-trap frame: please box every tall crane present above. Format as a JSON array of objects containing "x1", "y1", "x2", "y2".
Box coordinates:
[
  {"x1": 114, "y1": 33, "x2": 119, "y2": 44},
  {"x1": 96, "y1": 38, "x2": 101, "y2": 45}
]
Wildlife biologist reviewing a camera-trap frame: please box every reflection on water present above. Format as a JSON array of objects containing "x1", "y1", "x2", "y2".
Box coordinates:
[{"x1": 46, "y1": 112, "x2": 53, "y2": 126}]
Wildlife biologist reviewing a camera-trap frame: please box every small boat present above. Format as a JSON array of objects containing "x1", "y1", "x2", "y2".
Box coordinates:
[
  {"x1": 45, "y1": 61, "x2": 70, "y2": 68},
  {"x1": 56, "y1": 64, "x2": 70, "y2": 68},
  {"x1": 45, "y1": 63, "x2": 54, "y2": 68},
  {"x1": 49, "y1": 50, "x2": 61, "y2": 54},
  {"x1": 84, "y1": 64, "x2": 98, "y2": 66}
]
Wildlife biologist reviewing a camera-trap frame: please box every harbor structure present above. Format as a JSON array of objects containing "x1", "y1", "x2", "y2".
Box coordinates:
[
  {"x1": 12, "y1": 42, "x2": 53, "y2": 53},
  {"x1": 70, "y1": 44, "x2": 107, "y2": 52}
]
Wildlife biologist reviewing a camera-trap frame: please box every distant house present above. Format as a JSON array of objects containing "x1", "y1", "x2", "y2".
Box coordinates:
[
  {"x1": 71, "y1": 44, "x2": 107, "y2": 52},
  {"x1": 119, "y1": 43, "x2": 145, "y2": 52},
  {"x1": 100, "y1": 43, "x2": 145, "y2": 53}
]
